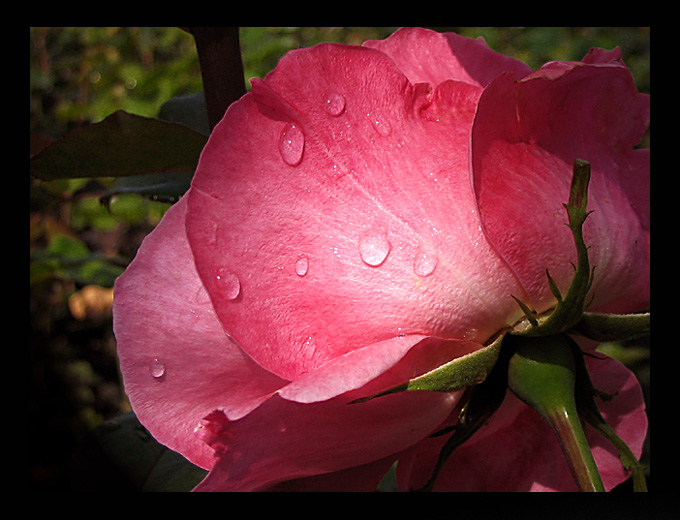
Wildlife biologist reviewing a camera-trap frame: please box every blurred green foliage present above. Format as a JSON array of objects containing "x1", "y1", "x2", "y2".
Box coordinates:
[
  {"x1": 239, "y1": 27, "x2": 650, "y2": 94},
  {"x1": 31, "y1": 27, "x2": 649, "y2": 138},
  {"x1": 29, "y1": 27, "x2": 649, "y2": 492},
  {"x1": 30, "y1": 27, "x2": 202, "y2": 135}
]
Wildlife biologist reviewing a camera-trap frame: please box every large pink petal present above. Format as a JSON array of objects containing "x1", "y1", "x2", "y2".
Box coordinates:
[
  {"x1": 398, "y1": 353, "x2": 647, "y2": 491},
  {"x1": 263, "y1": 456, "x2": 398, "y2": 491},
  {"x1": 193, "y1": 390, "x2": 459, "y2": 491},
  {"x1": 113, "y1": 197, "x2": 287, "y2": 469},
  {"x1": 187, "y1": 37, "x2": 528, "y2": 381},
  {"x1": 472, "y1": 50, "x2": 650, "y2": 315},
  {"x1": 363, "y1": 27, "x2": 532, "y2": 88}
]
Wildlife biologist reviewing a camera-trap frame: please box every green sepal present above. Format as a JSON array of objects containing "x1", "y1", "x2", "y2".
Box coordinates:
[
  {"x1": 351, "y1": 333, "x2": 505, "y2": 404},
  {"x1": 511, "y1": 296, "x2": 539, "y2": 328},
  {"x1": 579, "y1": 408, "x2": 648, "y2": 492},
  {"x1": 547, "y1": 270, "x2": 564, "y2": 302},
  {"x1": 512, "y1": 160, "x2": 594, "y2": 338},
  {"x1": 572, "y1": 311, "x2": 650, "y2": 342},
  {"x1": 565, "y1": 336, "x2": 648, "y2": 491},
  {"x1": 416, "y1": 337, "x2": 512, "y2": 491}
]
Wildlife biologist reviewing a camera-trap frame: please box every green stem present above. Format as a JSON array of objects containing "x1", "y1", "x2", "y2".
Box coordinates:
[
  {"x1": 546, "y1": 406, "x2": 605, "y2": 492},
  {"x1": 507, "y1": 334, "x2": 605, "y2": 492},
  {"x1": 512, "y1": 159, "x2": 593, "y2": 337}
]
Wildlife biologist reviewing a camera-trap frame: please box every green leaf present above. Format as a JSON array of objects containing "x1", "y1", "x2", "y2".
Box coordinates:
[
  {"x1": 96, "y1": 94, "x2": 211, "y2": 203},
  {"x1": 90, "y1": 412, "x2": 208, "y2": 491},
  {"x1": 47, "y1": 233, "x2": 90, "y2": 259},
  {"x1": 30, "y1": 110, "x2": 207, "y2": 181},
  {"x1": 30, "y1": 233, "x2": 124, "y2": 286},
  {"x1": 158, "y1": 91, "x2": 211, "y2": 136},
  {"x1": 101, "y1": 171, "x2": 193, "y2": 204}
]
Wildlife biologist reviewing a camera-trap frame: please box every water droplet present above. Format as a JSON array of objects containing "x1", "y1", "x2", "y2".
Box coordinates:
[
  {"x1": 215, "y1": 270, "x2": 241, "y2": 300},
  {"x1": 295, "y1": 255, "x2": 309, "y2": 276},
  {"x1": 324, "y1": 92, "x2": 345, "y2": 116},
  {"x1": 359, "y1": 230, "x2": 391, "y2": 267},
  {"x1": 463, "y1": 329, "x2": 478, "y2": 341},
  {"x1": 279, "y1": 122, "x2": 304, "y2": 166},
  {"x1": 149, "y1": 358, "x2": 165, "y2": 379},
  {"x1": 368, "y1": 112, "x2": 392, "y2": 137},
  {"x1": 414, "y1": 247, "x2": 438, "y2": 277},
  {"x1": 328, "y1": 163, "x2": 348, "y2": 180}
]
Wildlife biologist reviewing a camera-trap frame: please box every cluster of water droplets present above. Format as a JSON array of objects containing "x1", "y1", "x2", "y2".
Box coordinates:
[
  {"x1": 276, "y1": 90, "x2": 399, "y2": 169},
  {"x1": 276, "y1": 92, "x2": 348, "y2": 167},
  {"x1": 357, "y1": 228, "x2": 440, "y2": 278},
  {"x1": 148, "y1": 243, "x2": 443, "y2": 383},
  {"x1": 149, "y1": 90, "x2": 447, "y2": 382}
]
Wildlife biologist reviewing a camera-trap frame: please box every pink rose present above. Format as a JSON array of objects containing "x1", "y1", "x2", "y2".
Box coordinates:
[{"x1": 113, "y1": 27, "x2": 648, "y2": 491}]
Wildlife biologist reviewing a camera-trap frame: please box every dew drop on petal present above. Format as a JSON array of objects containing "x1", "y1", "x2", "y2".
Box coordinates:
[
  {"x1": 414, "y1": 247, "x2": 438, "y2": 277},
  {"x1": 215, "y1": 270, "x2": 241, "y2": 300},
  {"x1": 328, "y1": 163, "x2": 349, "y2": 180},
  {"x1": 368, "y1": 112, "x2": 392, "y2": 137},
  {"x1": 359, "y1": 230, "x2": 391, "y2": 267},
  {"x1": 295, "y1": 255, "x2": 309, "y2": 276},
  {"x1": 279, "y1": 123, "x2": 305, "y2": 166},
  {"x1": 324, "y1": 92, "x2": 345, "y2": 116},
  {"x1": 149, "y1": 358, "x2": 166, "y2": 379},
  {"x1": 463, "y1": 329, "x2": 478, "y2": 341}
]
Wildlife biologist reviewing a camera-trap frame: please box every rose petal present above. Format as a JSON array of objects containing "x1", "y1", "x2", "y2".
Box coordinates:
[
  {"x1": 363, "y1": 27, "x2": 532, "y2": 87},
  {"x1": 113, "y1": 197, "x2": 286, "y2": 469},
  {"x1": 263, "y1": 456, "x2": 398, "y2": 491},
  {"x1": 279, "y1": 335, "x2": 481, "y2": 403},
  {"x1": 398, "y1": 353, "x2": 647, "y2": 491},
  {"x1": 193, "y1": 391, "x2": 459, "y2": 491},
  {"x1": 187, "y1": 37, "x2": 527, "y2": 381},
  {"x1": 471, "y1": 54, "x2": 650, "y2": 314},
  {"x1": 277, "y1": 334, "x2": 429, "y2": 403}
]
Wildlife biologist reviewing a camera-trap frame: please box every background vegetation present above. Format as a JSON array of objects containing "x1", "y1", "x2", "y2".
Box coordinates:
[{"x1": 30, "y1": 27, "x2": 650, "y2": 491}]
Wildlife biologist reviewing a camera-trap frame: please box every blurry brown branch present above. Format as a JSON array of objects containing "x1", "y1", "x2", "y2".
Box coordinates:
[{"x1": 187, "y1": 27, "x2": 246, "y2": 131}]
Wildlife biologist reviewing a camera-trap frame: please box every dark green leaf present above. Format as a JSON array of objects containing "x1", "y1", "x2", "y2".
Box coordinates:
[
  {"x1": 158, "y1": 91, "x2": 211, "y2": 136},
  {"x1": 30, "y1": 110, "x2": 207, "y2": 181},
  {"x1": 102, "y1": 171, "x2": 193, "y2": 204},
  {"x1": 90, "y1": 412, "x2": 208, "y2": 492}
]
